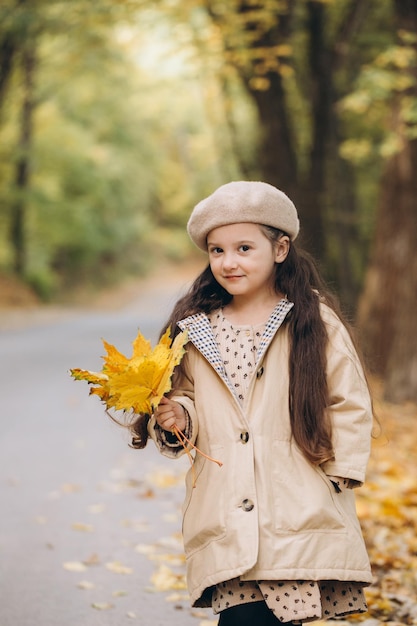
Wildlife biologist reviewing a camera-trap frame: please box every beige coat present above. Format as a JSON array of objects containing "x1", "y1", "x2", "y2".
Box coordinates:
[{"x1": 148, "y1": 301, "x2": 373, "y2": 607}]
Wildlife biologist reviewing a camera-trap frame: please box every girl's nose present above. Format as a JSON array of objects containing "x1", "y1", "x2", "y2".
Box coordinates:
[{"x1": 222, "y1": 252, "x2": 238, "y2": 270}]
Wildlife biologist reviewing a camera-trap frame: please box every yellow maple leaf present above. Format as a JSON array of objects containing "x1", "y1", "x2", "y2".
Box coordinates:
[
  {"x1": 70, "y1": 369, "x2": 110, "y2": 401},
  {"x1": 102, "y1": 341, "x2": 129, "y2": 373},
  {"x1": 153, "y1": 329, "x2": 190, "y2": 406},
  {"x1": 105, "y1": 328, "x2": 188, "y2": 414},
  {"x1": 70, "y1": 369, "x2": 108, "y2": 384},
  {"x1": 70, "y1": 327, "x2": 188, "y2": 416},
  {"x1": 132, "y1": 332, "x2": 152, "y2": 358}
]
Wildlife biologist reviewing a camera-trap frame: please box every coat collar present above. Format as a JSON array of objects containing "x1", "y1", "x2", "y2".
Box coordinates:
[{"x1": 177, "y1": 299, "x2": 294, "y2": 398}]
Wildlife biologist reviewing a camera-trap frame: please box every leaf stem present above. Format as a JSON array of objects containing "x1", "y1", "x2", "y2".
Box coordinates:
[{"x1": 172, "y1": 424, "x2": 223, "y2": 467}]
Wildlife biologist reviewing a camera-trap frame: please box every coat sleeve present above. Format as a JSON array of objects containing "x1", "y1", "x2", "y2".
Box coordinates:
[
  {"x1": 320, "y1": 310, "x2": 373, "y2": 487},
  {"x1": 147, "y1": 350, "x2": 199, "y2": 459}
]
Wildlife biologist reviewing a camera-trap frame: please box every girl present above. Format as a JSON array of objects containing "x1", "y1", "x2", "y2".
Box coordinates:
[{"x1": 132, "y1": 181, "x2": 373, "y2": 625}]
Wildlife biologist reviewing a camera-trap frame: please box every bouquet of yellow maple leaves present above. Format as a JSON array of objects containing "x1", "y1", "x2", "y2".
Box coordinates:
[
  {"x1": 70, "y1": 327, "x2": 188, "y2": 417},
  {"x1": 70, "y1": 327, "x2": 222, "y2": 477}
]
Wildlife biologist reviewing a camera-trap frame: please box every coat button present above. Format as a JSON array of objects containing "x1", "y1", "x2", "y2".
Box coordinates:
[
  {"x1": 241, "y1": 498, "x2": 254, "y2": 512},
  {"x1": 256, "y1": 366, "x2": 264, "y2": 379},
  {"x1": 240, "y1": 431, "x2": 249, "y2": 443}
]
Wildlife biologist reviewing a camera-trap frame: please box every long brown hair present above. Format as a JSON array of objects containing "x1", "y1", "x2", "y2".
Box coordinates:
[{"x1": 131, "y1": 226, "x2": 357, "y2": 464}]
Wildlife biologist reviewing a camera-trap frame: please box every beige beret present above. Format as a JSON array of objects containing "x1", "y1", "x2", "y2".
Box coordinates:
[{"x1": 187, "y1": 181, "x2": 300, "y2": 250}]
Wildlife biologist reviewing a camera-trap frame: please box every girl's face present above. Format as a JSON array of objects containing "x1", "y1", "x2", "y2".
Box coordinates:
[{"x1": 207, "y1": 222, "x2": 289, "y2": 301}]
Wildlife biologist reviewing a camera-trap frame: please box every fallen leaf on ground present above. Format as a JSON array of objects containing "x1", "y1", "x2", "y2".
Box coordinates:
[
  {"x1": 105, "y1": 561, "x2": 133, "y2": 575},
  {"x1": 63, "y1": 561, "x2": 87, "y2": 572},
  {"x1": 61, "y1": 483, "x2": 81, "y2": 493},
  {"x1": 165, "y1": 592, "x2": 190, "y2": 602},
  {"x1": 91, "y1": 602, "x2": 113, "y2": 610},
  {"x1": 162, "y1": 512, "x2": 180, "y2": 523},
  {"x1": 149, "y1": 552, "x2": 185, "y2": 567},
  {"x1": 150, "y1": 564, "x2": 187, "y2": 591},
  {"x1": 146, "y1": 468, "x2": 184, "y2": 489},
  {"x1": 83, "y1": 553, "x2": 100, "y2": 566},
  {"x1": 71, "y1": 522, "x2": 94, "y2": 532},
  {"x1": 134, "y1": 543, "x2": 155, "y2": 555},
  {"x1": 88, "y1": 503, "x2": 106, "y2": 514},
  {"x1": 121, "y1": 519, "x2": 149, "y2": 532},
  {"x1": 138, "y1": 487, "x2": 155, "y2": 498},
  {"x1": 77, "y1": 580, "x2": 95, "y2": 590}
]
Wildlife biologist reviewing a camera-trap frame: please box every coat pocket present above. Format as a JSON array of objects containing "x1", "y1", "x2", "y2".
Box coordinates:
[
  {"x1": 271, "y1": 441, "x2": 347, "y2": 533},
  {"x1": 182, "y1": 445, "x2": 226, "y2": 555}
]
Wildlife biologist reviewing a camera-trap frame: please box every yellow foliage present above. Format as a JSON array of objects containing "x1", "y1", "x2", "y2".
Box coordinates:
[
  {"x1": 354, "y1": 379, "x2": 417, "y2": 621},
  {"x1": 70, "y1": 327, "x2": 188, "y2": 415}
]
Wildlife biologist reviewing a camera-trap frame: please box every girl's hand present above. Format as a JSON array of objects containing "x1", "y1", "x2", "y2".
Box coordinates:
[{"x1": 154, "y1": 396, "x2": 186, "y2": 433}]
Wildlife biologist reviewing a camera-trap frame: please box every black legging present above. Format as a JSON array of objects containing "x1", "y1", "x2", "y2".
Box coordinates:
[{"x1": 218, "y1": 600, "x2": 294, "y2": 625}]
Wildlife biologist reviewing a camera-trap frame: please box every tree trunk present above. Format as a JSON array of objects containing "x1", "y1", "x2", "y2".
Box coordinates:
[
  {"x1": 245, "y1": 70, "x2": 299, "y2": 200},
  {"x1": 205, "y1": 1, "x2": 299, "y2": 199},
  {"x1": 0, "y1": 35, "x2": 16, "y2": 112},
  {"x1": 10, "y1": 43, "x2": 36, "y2": 276},
  {"x1": 0, "y1": 0, "x2": 27, "y2": 112},
  {"x1": 299, "y1": 0, "x2": 329, "y2": 262},
  {"x1": 358, "y1": 134, "x2": 417, "y2": 402},
  {"x1": 301, "y1": 0, "x2": 368, "y2": 308},
  {"x1": 233, "y1": 0, "x2": 299, "y2": 201},
  {"x1": 357, "y1": 0, "x2": 417, "y2": 402},
  {"x1": 327, "y1": 150, "x2": 362, "y2": 313}
]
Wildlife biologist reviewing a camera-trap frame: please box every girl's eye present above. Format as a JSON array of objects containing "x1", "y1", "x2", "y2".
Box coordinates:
[
  {"x1": 209, "y1": 246, "x2": 223, "y2": 254},
  {"x1": 239, "y1": 245, "x2": 251, "y2": 252}
]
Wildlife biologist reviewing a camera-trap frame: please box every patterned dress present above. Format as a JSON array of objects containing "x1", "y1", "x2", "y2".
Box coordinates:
[{"x1": 208, "y1": 309, "x2": 368, "y2": 623}]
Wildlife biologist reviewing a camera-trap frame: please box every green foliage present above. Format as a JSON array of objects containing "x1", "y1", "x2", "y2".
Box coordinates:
[
  {"x1": 337, "y1": 20, "x2": 417, "y2": 250},
  {"x1": 0, "y1": 0, "x2": 256, "y2": 297},
  {"x1": 0, "y1": 0, "x2": 411, "y2": 306},
  {"x1": 340, "y1": 29, "x2": 417, "y2": 160}
]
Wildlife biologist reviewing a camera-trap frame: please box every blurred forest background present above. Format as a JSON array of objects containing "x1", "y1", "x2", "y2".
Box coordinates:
[{"x1": 1, "y1": 0, "x2": 416, "y2": 403}]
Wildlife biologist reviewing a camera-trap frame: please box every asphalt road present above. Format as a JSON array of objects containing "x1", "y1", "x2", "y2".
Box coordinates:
[{"x1": 0, "y1": 271, "x2": 215, "y2": 626}]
